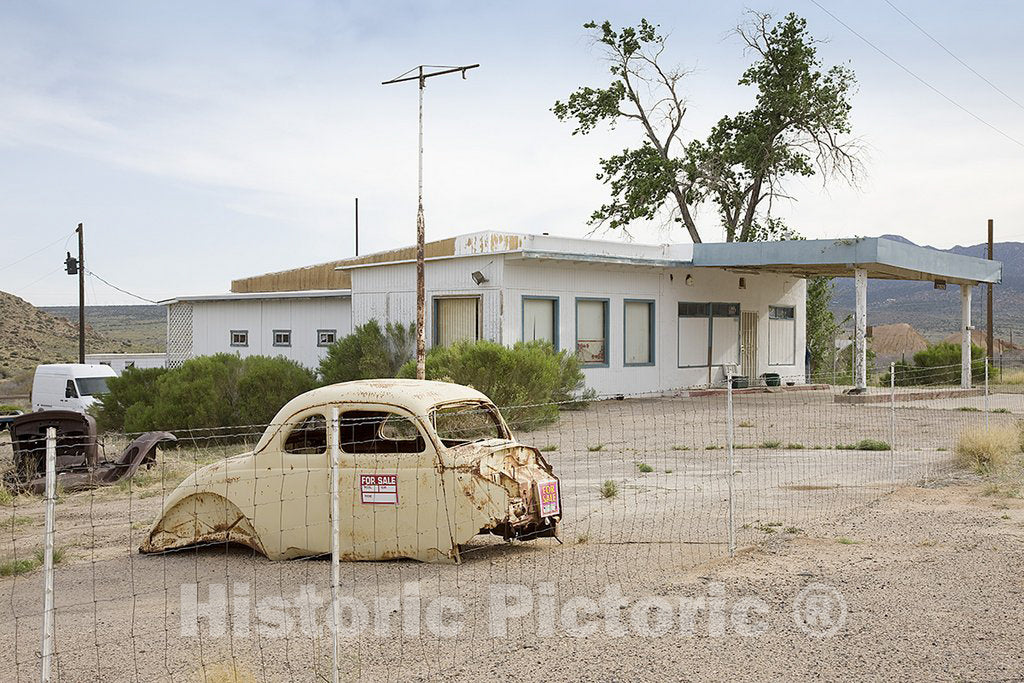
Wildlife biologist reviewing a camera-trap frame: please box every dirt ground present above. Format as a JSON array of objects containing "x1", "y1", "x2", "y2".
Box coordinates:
[{"x1": 1, "y1": 390, "x2": 1022, "y2": 681}]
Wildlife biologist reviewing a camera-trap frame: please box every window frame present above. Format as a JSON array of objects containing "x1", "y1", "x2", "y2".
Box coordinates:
[
  {"x1": 676, "y1": 301, "x2": 741, "y2": 369},
  {"x1": 230, "y1": 330, "x2": 249, "y2": 348},
  {"x1": 575, "y1": 297, "x2": 610, "y2": 368},
  {"x1": 767, "y1": 305, "x2": 797, "y2": 367},
  {"x1": 317, "y1": 329, "x2": 337, "y2": 347},
  {"x1": 623, "y1": 299, "x2": 656, "y2": 367},
  {"x1": 521, "y1": 295, "x2": 559, "y2": 350},
  {"x1": 272, "y1": 329, "x2": 292, "y2": 348},
  {"x1": 432, "y1": 295, "x2": 482, "y2": 347},
  {"x1": 282, "y1": 413, "x2": 329, "y2": 456}
]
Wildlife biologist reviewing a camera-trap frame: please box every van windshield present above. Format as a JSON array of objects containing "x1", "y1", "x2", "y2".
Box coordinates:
[{"x1": 75, "y1": 377, "x2": 110, "y2": 397}]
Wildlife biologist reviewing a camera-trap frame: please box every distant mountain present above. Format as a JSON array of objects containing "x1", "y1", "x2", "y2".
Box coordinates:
[{"x1": 830, "y1": 235, "x2": 1024, "y2": 343}]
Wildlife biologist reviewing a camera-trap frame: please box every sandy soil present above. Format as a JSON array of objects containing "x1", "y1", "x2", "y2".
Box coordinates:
[{"x1": 0, "y1": 391, "x2": 1021, "y2": 681}]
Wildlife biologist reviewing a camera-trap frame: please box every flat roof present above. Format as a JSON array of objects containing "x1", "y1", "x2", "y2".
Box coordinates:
[
  {"x1": 691, "y1": 237, "x2": 1001, "y2": 285},
  {"x1": 162, "y1": 289, "x2": 351, "y2": 305}
]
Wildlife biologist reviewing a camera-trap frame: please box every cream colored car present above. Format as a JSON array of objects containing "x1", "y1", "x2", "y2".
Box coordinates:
[{"x1": 140, "y1": 379, "x2": 561, "y2": 563}]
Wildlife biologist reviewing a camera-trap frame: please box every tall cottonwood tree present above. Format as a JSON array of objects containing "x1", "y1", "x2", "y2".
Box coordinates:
[{"x1": 553, "y1": 12, "x2": 861, "y2": 243}]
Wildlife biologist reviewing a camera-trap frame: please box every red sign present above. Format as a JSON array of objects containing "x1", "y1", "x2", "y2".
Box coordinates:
[
  {"x1": 537, "y1": 479, "x2": 560, "y2": 517},
  {"x1": 360, "y1": 474, "x2": 398, "y2": 505}
]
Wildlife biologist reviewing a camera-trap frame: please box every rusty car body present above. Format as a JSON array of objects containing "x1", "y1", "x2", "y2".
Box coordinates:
[
  {"x1": 140, "y1": 379, "x2": 562, "y2": 563},
  {"x1": 5, "y1": 410, "x2": 176, "y2": 495}
]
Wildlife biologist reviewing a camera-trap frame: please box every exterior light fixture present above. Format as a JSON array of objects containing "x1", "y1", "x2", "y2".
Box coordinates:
[
  {"x1": 471, "y1": 271, "x2": 488, "y2": 285},
  {"x1": 685, "y1": 274, "x2": 694, "y2": 286}
]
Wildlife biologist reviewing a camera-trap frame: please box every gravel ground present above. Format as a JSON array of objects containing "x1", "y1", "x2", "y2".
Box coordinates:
[{"x1": 1, "y1": 391, "x2": 1021, "y2": 681}]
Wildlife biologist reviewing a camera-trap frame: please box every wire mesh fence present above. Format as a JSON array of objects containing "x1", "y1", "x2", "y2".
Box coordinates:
[{"x1": 1, "y1": 358, "x2": 1022, "y2": 681}]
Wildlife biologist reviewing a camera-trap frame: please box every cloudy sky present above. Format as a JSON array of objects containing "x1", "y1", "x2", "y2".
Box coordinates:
[{"x1": 2, "y1": 0, "x2": 1022, "y2": 306}]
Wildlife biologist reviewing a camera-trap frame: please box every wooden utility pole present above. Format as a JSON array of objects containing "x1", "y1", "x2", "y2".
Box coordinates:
[
  {"x1": 77, "y1": 223, "x2": 85, "y2": 363},
  {"x1": 382, "y1": 64, "x2": 479, "y2": 379},
  {"x1": 987, "y1": 219, "x2": 994, "y2": 360}
]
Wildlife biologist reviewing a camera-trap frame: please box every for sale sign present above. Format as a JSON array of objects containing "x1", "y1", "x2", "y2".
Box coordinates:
[
  {"x1": 360, "y1": 474, "x2": 398, "y2": 505},
  {"x1": 537, "y1": 479, "x2": 560, "y2": 518}
]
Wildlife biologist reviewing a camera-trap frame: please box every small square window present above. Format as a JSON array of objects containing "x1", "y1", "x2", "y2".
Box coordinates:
[
  {"x1": 317, "y1": 329, "x2": 337, "y2": 347},
  {"x1": 273, "y1": 329, "x2": 292, "y2": 347},
  {"x1": 230, "y1": 330, "x2": 249, "y2": 347}
]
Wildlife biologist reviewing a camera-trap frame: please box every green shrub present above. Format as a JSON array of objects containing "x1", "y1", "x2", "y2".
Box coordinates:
[
  {"x1": 637, "y1": 463, "x2": 653, "y2": 473},
  {"x1": 837, "y1": 438, "x2": 891, "y2": 451},
  {"x1": 94, "y1": 354, "x2": 316, "y2": 433},
  {"x1": 600, "y1": 480, "x2": 619, "y2": 498},
  {"x1": 882, "y1": 343, "x2": 987, "y2": 386},
  {"x1": 318, "y1": 320, "x2": 416, "y2": 384},
  {"x1": 397, "y1": 340, "x2": 589, "y2": 430}
]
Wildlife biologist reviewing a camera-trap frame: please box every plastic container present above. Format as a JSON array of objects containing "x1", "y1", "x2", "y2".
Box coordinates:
[{"x1": 762, "y1": 373, "x2": 781, "y2": 387}]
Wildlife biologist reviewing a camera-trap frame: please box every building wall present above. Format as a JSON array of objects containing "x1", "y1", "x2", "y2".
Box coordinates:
[
  {"x1": 503, "y1": 260, "x2": 805, "y2": 396},
  {"x1": 172, "y1": 296, "x2": 352, "y2": 370},
  {"x1": 350, "y1": 255, "x2": 806, "y2": 397},
  {"x1": 351, "y1": 255, "x2": 506, "y2": 345}
]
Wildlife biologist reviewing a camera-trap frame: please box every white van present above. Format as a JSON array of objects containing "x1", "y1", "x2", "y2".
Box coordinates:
[{"x1": 31, "y1": 364, "x2": 118, "y2": 414}]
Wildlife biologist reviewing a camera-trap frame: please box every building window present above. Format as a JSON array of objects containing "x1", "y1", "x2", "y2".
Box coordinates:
[
  {"x1": 317, "y1": 329, "x2": 337, "y2": 347},
  {"x1": 768, "y1": 305, "x2": 796, "y2": 366},
  {"x1": 677, "y1": 302, "x2": 740, "y2": 368},
  {"x1": 624, "y1": 300, "x2": 655, "y2": 366},
  {"x1": 273, "y1": 329, "x2": 292, "y2": 347},
  {"x1": 576, "y1": 298, "x2": 609, "y2": 367},
  {"x1": 230, "y1": 330, "x2": 249, "y2": 347},
  {"x1": 522, "y1": 296, "x2": 558, "y2": 349},
  {"x1": 433, "y1": 297, "x2": 481, "y2": 346}
]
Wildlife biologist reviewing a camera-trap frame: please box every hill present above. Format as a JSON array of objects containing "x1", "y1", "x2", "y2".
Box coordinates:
[
  {"x1": 42, "y1": 304, "x2": 165, "y2": 351},
  {"x1": 831, "y1": 236, "x2": 1024, "y2": 343}
]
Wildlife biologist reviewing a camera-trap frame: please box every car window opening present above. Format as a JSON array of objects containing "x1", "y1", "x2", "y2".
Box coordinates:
[{"x1": 432, "y1": 402, "x2": 508, "y2": 447}]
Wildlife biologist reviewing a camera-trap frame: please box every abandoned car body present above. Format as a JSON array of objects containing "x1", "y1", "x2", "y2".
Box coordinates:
[
  {"x1": 5, "y1": 410, "x2": 176, "y2": 495},
  {"x1": 140, "y1": 379, "x2": 562, "y2": 563}
]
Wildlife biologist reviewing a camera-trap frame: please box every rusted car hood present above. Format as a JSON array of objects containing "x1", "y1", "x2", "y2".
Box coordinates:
[{"x1": 442, "y1": 438, "x2": 547, "y2": 470}]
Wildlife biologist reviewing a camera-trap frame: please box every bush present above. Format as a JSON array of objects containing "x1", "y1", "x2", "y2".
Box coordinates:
[
  {"x1": 883, "y1": 343, "x2": 987, "y2": 386},
  {"x1": 837, "y1": 439, "x2": 890, "y2": 451},
  {"x1": 955, "y1": 425, "x2": 1021, "y2": 472},
  {"x1": 94, "y1": 354, "x2": 316, "y2": 433},
  {"x1": 397, "y1": 340, "x2": 590, "y2": 430},
  {"x1": 318, "y1": 320, "x2": 415, "y2": 384}
]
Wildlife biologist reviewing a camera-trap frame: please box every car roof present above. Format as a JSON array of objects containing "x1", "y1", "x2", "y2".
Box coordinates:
[
  {"x1": 256, "y1": 379, "x2": 494, "y2": 452},
  {"x1": 277, "y1": 379, "x2": 492, "y2": 422}
]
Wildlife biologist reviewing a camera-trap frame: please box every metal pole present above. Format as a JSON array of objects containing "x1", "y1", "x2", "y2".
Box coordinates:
[
  {"x1": 415, "y1": 68, "x2": 426, "y2": 380},
  {"x1": 381, "y1": 64, "x2": 478, "y2": 381},
  {"x1": 354, "y1": 197, "x2": 359, "y2": 257},
  {"x1": 889, "y1": 361, "x2": 896, "y2": 483},
  {"x1": 726, "y1": 369, "x2": 735, "y2": 558},
  {"x1": 41, "y1": 427, "x2": 57, "y2": 683},
  {"x1": 329, "y1": 406, "x2": 341, "y2": 683},
  {"x1": 987, "y1": 219, "x2": 994, "y2": 361},
  {"x1": 77, "y1": 223, "x2": 85, "y2": 363}
]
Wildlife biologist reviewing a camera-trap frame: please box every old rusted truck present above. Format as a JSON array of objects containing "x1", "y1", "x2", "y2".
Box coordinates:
[{"x1": 141, "y1": 380, "x2": 562, "y2": 563}]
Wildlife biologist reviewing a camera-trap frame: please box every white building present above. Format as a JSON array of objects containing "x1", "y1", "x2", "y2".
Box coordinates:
[{"x1": 164, "y1": 230, "x2": 1001, "y2": 395}]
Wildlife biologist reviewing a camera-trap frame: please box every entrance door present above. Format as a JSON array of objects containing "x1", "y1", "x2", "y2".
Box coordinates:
[{"x1": 741, "y1": 311, "x2": 758, "y2": 380}]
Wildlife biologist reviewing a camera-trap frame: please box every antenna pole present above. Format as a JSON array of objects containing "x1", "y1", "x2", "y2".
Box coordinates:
[{"x1": 383, "y1": 64, "x2": 478, "y2": 380}]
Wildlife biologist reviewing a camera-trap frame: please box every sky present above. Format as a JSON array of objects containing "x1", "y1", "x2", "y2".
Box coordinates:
[{"x1": 1, "y1": 0, "x2": 1022, "y2": 306}]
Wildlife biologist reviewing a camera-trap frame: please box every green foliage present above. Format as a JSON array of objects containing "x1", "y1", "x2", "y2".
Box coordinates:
[
  {"x1": 0, "y1": 404, "x2": 22, "y2": 414},
  {"x1": 881, "y1": 343, "x2": 987, "y2": 386},
  {"x1": 397, "y1": 340, "x2": 589, "y2": 430},
  {"x1": 600, "y1": 480, "x2": 619, "y2": 499},
  {"x1": 318, "y1": 320, "x2": 416, "y2": 384},
  {"x1": 553, "y1": 13, "x2": 858, "y2": 243},
  {"x1": 94, "y1": 354, "x2": 316, "y2": 433},
  {"x1": 837, "y1": 439, "x2": 890, "y2": 451},
  {"x1": 806, "y1": 277, "x2": 844, "y2": 379},
  {"x1": 637, "y1": 463, "x2": 654, "y2": 473}
]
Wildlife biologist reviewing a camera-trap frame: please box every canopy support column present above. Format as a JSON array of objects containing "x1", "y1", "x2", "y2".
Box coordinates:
[
  {"x1": 961, "y1": 284, "x2": 972, "y2": 389},
  {"x1": 855, "y1": 268, "x2": 867, "y2": 391}
]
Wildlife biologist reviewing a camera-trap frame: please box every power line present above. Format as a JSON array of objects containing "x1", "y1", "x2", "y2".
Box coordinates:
[
  {"x1": 0, "y1": 231, "x2": 75, "y2": 272},
  {"x1": 883, "y1": 0, "x2": 1024, "y2": 113},
  {"x1": 808, "y1": 0, "x2": 1024, "y2": 149},
  {"x1": 85, "y1": 269, "x2": 160, "y2": 304}
]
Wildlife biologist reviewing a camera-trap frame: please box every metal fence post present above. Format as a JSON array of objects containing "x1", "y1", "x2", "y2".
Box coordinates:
[
  {"x1": 329, "y1": 406, "x2": 341, "y2": 683},
  {"x1": 889, "y1": 362, "x2": 896, "y2": 484},
  {"x1": 41, "y1": 427, "x2": 57, "y2": 683},
  {"x1": 726, "y1": 370, "x2": 736, "y2": 558}
]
